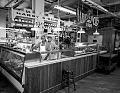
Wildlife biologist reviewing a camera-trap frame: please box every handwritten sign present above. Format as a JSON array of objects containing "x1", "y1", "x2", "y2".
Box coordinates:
[
  {"x1": 86, "y1": 16, "x2": 99, "y2": 28},
  {"x1": 12, "y1": 8, "x2": 35, "y2": 19},
  {"x1": 77, "y1": 9, "x2": 99, "y2": 28}
]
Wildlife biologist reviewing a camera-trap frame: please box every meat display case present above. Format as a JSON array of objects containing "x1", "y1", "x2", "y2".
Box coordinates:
[
  {"x1": 74, "y1": 43, "x2": 98, "y2": 56},
  {"x1": 0, "y1": 45, "x2": 41, "y2": 92}
]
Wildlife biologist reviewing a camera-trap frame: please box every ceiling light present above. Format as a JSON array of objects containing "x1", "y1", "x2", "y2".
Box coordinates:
[
  {"x1": 93, "y1": 29, "x2": 99, "y2": 35},
  {"x1": 77, "y1": 28, "x2": 85, "y2": 33},
  {"x1": 82, "y1": 0, "x2": 108, "y2": 13},
  {"x1": 54, "y1": 5, "x2": 76, "y2": 15}
]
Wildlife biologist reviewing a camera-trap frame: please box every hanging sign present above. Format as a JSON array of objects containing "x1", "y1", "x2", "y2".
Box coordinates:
[
  {"x1": 12, "y1": 8, "x2": 36, "y2": 19},
  {"x1": 77, "y1": 8, "x2": 99, "y2": 28},
  {"x1": 86, "y1": 16, "x2": 99, "y2": 28}
]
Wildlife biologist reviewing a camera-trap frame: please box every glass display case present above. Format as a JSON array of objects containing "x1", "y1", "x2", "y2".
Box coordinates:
[
  {"x1": 0, "y1": 42, "x2": 99, "y2": 83},
  {"x1": 0, "y1": 46, "x2": 25, "y2": 82},
  {"x1": 0, "y1": 45, "x2": 41, "y2": 83},
  {"x1": 42, "y1": 43, "x2": 99, "y2": 60},
  {"x1": 74, "y1": 43, "x2": 98, "y2": 56}
]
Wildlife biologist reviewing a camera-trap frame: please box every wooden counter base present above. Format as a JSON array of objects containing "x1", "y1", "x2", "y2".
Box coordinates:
[{"x1": 24, "y1": 53, "x2": 98, "y2": 93}]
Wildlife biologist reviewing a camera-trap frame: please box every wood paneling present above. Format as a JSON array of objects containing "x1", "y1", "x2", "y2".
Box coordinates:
[
  {"x1": 25, "y1": 54, "x2": 97, "y2": 93},
  {"x1": 99, "y1": 27, "x2": 116, "y2": 52}
]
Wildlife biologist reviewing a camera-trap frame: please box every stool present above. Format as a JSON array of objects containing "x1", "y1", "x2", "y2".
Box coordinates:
[{"x1": 61, "y1": 69, "x2": 76, "y2": 93}]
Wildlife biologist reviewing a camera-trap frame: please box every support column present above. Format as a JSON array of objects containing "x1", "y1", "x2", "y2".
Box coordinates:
[{"x1": 32, "y1": 0, "x2": 44, "y2": 44}]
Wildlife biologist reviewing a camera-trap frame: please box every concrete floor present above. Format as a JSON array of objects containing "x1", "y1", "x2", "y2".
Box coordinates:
[
  {"x1": 0, "y1": 67, "x2": 120, "y2": 93},
  {"x1": 0, "y1": 74, "x2": 18, "y2": 93},
  {"x1": 56, "y1": 67, "x2": 120, "y2": 93}
]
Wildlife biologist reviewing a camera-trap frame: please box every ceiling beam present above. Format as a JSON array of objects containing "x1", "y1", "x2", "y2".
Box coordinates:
[
  {"x1": 45, "y1": 0, "x2": 76, "y2": 12},
  {"x1": 4, "y1": 0, "x2": 15, "y2": 7},
  {"x1": 102, "y1": 1, "x2": 120, "y2": 6},
  {"x1": 12, "y1": 0, "x2": 25, "y2": 9},
  {"x1": 45, "y1": 1, "x2": 52, "y2": 4},
  {"x1": 99, "y1": 11, "x2": 120, "y2": 18},
  {"x1": 50, "y1": 0, "x2": 67, "y2": 8},
  {"x1": 101, "y1": 0, "x2": 120, "y2": 5}
]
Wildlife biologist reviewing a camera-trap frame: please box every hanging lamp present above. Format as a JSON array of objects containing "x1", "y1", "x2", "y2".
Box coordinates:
[
  {"x1": 53, "y1": 0, "x2": 62, "y2": 32},
  {"x1": 93, "y1": 9, "x2": 99, "y2": 35},
  {"x1": 77, "y1": 2, "x2": 85, "y2": 34},
  {"x1": 77, "y1": 28, "x2": 85, "y2": 33},
  {"x1": 93, "y1": 29, "x2": 99, "y2": 35}
]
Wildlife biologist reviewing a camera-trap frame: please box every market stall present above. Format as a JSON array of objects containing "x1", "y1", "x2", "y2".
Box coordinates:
[
  {"x1": 0, "y1": 42, "x2": 106, "y2": 93},
  {"x1": 0, "y1": 1, "x2": 110, "y2": 93}
]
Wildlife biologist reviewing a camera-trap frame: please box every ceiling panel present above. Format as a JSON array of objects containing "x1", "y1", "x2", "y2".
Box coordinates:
[{"x1": 0, "y1": 0, "x2": 9, "y2": 7}]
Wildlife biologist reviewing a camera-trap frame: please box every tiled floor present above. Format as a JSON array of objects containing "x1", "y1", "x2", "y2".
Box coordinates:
[{"x1": 0, "y1": 67, "x2": 120, "y2": 93}]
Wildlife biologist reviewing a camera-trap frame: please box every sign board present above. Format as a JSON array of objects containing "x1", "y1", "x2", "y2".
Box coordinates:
[
  {"x1": 77, "y1": 8, "x2": 99, "y2": 28},
  {"x1": 12, "y1": 8, "x2": 35, "y2": 19}
]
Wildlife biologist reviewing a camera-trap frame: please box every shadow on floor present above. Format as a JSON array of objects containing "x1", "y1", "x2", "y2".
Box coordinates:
[{"x1": 56, "y1": 67, "x2": 120, "y2": 93}]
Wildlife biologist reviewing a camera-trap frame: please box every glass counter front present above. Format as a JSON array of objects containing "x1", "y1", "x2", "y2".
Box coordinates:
[{"x1": 0, "y1": 45, "x2": 40, "y2": 83}]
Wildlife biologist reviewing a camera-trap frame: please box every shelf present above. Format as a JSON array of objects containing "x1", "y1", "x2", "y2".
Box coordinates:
[{"x1": 14, "y1": 21, "x2": 34, "y2": 25}]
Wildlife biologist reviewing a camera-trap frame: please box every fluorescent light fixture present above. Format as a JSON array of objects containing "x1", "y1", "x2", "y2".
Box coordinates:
[
  {"x1": 82, "y1": 0, "x2": 117, "y2": 17},
  {"x1": 82, "y1": 0, "x2": 108, "y2": 12},
  {"x1": 54, "y1": 5, "x2": 76, "y2": 15},
  {"x1": 77, "y1": 28, "x2": 85, "y2": 33},
  {"x1": 93, "y1": 29, "x2": 99, "y2": 35}
]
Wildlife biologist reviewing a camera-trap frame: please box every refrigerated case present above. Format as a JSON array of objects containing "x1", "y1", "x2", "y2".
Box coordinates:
[
  {"x1": 61, "y1": 43, "x2": 99, "y2": 57},
  {"x1": 0, "y1": 45, "x2": 41, "y2": 92},
  {"x1": 74, "y1": 43, "x2": 98, "y2": 55}
]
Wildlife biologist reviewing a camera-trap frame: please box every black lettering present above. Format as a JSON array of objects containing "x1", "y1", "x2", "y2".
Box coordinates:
[
  {"x1": 27, "y1": 14, "x2": 31, "y2": 17},
  {"x1": 22, "y1": 13, "x2": 26, "y2": 16}
]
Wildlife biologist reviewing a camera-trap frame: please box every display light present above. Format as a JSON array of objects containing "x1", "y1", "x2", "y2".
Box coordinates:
[
  {"x1": 77, "y1": 28, "x2": 85, "y2": 33},
  {"x1": 54, "y1": 5, "x2": 76, "y2": 15},
  {"x1": 93, "y1": 29, "x2": 99, "y2": 35}
]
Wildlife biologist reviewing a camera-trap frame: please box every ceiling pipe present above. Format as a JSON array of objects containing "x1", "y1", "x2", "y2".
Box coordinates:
[
  {"x1": 13, "y1": 0, "x2": 25, "y2": 9},
  {"x1": 82, "y1": 0, "x2": 117, "y2": 18}
]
